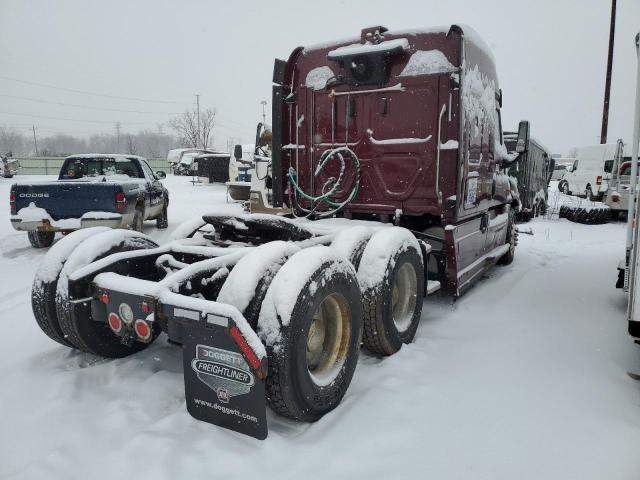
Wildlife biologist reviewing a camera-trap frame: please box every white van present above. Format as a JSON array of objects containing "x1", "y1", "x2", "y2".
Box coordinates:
[{"x1": 559, "y1": 144, "x2": 630, "y2": 199}]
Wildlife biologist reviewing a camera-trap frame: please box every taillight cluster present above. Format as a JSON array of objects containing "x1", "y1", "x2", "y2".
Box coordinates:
[
  {"x1": 101, "y1": 295, "x2": 153, "y2": 342},
  {"x1": 9, "y1": 191, "x2": 15, "y2": 213},
  {"x1": 115, "y1": 192, "x2": 127, "y2": 209},
  {"x1": 596, "y1": 175, "x2": 603, "y2": 185}
]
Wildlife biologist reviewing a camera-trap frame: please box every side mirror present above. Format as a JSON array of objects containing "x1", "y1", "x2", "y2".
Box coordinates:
[
  {"x1": 234, "y1": 144, "x2": 243, "y2": 160},
  {"x1": 515, "y1": 120, "x2": 530, "y2": 153},
  {"x1": 156, "y1": 170, "x2": 167, "y2": 179}
]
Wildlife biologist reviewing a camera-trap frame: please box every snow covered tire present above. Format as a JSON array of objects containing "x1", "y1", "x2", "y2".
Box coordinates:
[
  {"x1": 358, "y1": 228, "x2": 425, "y2": 356},
  {"x1": 55, "y1": 230, "x2": 160, "y2": 357},
  {"x1": 259, "y1": 247, "x2": 363, "y2": 422},
  {"x1": 559, "y1": 205, "x2": 610, "y2": 225},
  {"x1": 31, "y1": 227, "x2": 112, "y2": 347}
]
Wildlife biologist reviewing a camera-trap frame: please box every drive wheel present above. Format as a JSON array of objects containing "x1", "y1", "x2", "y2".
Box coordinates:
[
  {"x1": 358, "y1": 228, "x2": 425, "y2": 356},
  {"x1": 259, "y1": 247, "x2": 362, "y2": 421}
]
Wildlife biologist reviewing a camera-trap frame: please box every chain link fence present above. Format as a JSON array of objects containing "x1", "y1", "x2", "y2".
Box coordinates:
[{"x1": 11, "y1": 157, "x2": 170, "y2": 175}]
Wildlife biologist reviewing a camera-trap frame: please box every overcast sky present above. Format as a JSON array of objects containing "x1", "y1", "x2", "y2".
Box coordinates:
[{"x1": 0, "y1": 0, "x2": 638, "y2": 154}]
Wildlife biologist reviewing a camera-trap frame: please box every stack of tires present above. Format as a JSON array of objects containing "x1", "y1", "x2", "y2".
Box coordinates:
[{"x1": 558, "y1": 203, "x2": 610, "y2": 224}]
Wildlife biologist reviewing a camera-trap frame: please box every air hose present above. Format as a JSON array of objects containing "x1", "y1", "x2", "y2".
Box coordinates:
[{"x1": 287, "y1": 146, "x2": 360, "y2": 218}]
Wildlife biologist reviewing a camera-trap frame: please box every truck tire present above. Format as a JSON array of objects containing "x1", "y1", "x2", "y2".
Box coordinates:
[
  {"x1": 258, "y1": 247, "x2": 362, "y2": 421},
  {"x1": 31, "y1": 227, "x2": 111, "y2": 347},
  {"x1": 330, "y1": 226, "x2": 373, "y2": 270},
  {"x1": 498, "y1": 209, "x2": 517, "y2": 265},
  {"x1": 217, "y1": 241, "x2": 300, "y2": 329},
  {"x1": 28, "y1": 230, "x2": 55, "y2": 248},
  {"x1": 559, "y1": 204, "x2": 610, "y2": 225},
  {"x1": 558, "y1": 180, "x2": 569, "y2": 195},
  {"x1": 357, "y1": 228, "x2": 425, "y2": 356},
  {"x1": 55, "y1": 230, "x2": 159, "y2": 358},
  {"x1": 156, "y1": 203, "x2": 168, "y2": 229}
]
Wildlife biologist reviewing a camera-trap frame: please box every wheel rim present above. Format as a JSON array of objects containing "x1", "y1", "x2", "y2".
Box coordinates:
[
  {"x1": 392, "y1": 262, "x2": 418, "y2": 332},
  {"x1": 306, "y1": 293, "x2": 351, "y2": 386}
]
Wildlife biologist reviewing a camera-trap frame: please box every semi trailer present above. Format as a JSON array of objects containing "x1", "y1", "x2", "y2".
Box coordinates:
[{"x1": 30, "y1": 25, "x2": 528, "y2": 439}]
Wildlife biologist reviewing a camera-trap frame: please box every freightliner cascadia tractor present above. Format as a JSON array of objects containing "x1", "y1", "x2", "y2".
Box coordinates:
[{"x1": 30, "y1": 25, "x2": 529, "y2": 439}]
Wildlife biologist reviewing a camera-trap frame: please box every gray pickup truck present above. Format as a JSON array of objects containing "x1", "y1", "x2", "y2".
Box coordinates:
[{"x1": 10, "y1": 154, "x2": 169, "y2": 248}]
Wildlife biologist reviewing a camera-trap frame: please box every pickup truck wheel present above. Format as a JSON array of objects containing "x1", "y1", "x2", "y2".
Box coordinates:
[
  {"x1": 31, "y1": 227, "x2": 112, "y2": 347},
  {"x1": 358, "y1": 228, "x2": 425, "y2": 356},
  {"x1": 258, "y1": 247, "x2": 362, "y2": 421},
  {"x1": 132, "y1": 208, "x2": 144, "y2": 232},
  {"x1": 156, "y1": 204, "x2": 168, "y2": 229},
  {"x1": 55, "y1": 230, "x2": 159, "y2": 357},
  {"x1": 28, "y1": 230, "x2": 55, "y2": 248}
]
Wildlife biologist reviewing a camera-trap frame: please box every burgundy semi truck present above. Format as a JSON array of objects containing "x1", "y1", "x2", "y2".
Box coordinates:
[{"x1": 30, "y1": 25, "x2": 528, "y2": 439}]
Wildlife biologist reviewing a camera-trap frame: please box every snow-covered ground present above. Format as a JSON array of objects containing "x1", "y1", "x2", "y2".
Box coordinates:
[{"x1": 1, "y1": 175, "x2": 639, "y2": 479}]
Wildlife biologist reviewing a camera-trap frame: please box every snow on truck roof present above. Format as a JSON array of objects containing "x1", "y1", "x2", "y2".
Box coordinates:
[
  {"x1": 303, "y1": 24, "x2": 495, "y2": 62},
  {"x1": 65, "y1": 154, "x2": 146, "y2": 161}
]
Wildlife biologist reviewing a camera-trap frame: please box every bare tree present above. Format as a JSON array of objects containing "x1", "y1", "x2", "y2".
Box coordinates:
[
  {"x1": 0, "y1": 126, "x2": 26, "y2": 155},
  {"x1": 566, "y1": 147, "x2": 578, "y2": 158},
  {"x1": 124, "y1": 134, "x2": 138, "y2": 155},
  {"x1": 168, "y1": 107, "x2": 216, "y2": 149}
]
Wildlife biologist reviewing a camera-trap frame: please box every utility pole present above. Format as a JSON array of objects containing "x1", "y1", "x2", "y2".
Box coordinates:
[
  {"x1": 600, "y1": 0, "x2": 617, "y2": 144},
  {"x1": 196, "y1": 94, "x2": 201, "y2": 149},
  {"x1": 261, "y1": 100, "x2": 267, "y2": 124},
  {"x1": 115, "y1": 122, "x2": 121, "y2": 152},
  {"x1": 32, "y1": 125, "x2": 38, "y2": 155}
]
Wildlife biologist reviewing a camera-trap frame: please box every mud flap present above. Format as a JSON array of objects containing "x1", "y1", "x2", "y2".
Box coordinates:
[{"x1": 182, "y1": 321, "x2": 268, "y2": 440}]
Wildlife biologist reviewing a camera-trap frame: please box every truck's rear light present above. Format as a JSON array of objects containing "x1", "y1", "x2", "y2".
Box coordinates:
[
  {"x1": 596, "y1": 176, "x2": 603, "y2": 185},
  {"x1": 229, "y1": 325, "x2": 261, "y2": 370},
  {"x1": 101, "y1": 293, "x2": 110, "y2": 304},
  {"x1": 115, "y1": 192, "x2": 127, "y2": 209},
  {"x1": 141, "y1": 301, "x2": 152, "y2": 314},
  {"x1": 9, "y1": 191, "x2": 15, "y2": 210},
  {"x1": 134, "y1": 319, "x2": 152, "y2": 340},
  {"x1": 108, "y1": 313, "x2": 122, "y2": 334},
  {"x1": 612, "y1": 193, "x2": 620, "y2": 203}
]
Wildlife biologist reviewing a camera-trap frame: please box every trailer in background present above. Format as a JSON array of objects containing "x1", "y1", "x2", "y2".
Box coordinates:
[
  {"x1": 618, "y1": 33, "x2": 640, "y2": 343},
  {"x1": 504, "y1": 132, "x2": 554, "y2": 221}
]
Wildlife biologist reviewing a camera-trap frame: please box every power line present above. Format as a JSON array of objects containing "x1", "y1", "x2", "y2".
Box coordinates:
[
  {"x1": 0, "y1": 93, "x2": 184, "y2": 115},
  {"x1": 0, "y1": 74, "x2": 191, "y2": 105},
  {"x1": 0, "y1": 110, "x2": 157, "y2": 125}
]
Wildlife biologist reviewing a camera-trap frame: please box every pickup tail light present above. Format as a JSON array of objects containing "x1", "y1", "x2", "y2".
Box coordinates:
[
  {"x1": 596, "y1": 175, "x2": 603, "y2": 185},
  {"x1": 9, "y1": 191, "x2": 15, "y2": 212},
  {"x1": 115, "y1": 192, "x2": 127, "y2": 209},
  {"x1": 612, "y1": 193, "x2": 620, "y2": 203}
]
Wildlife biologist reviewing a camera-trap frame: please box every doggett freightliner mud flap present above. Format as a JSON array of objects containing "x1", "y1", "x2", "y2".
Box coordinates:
[{"x1": 173, "y1": 304, "x2": 269, "y2": 440}]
